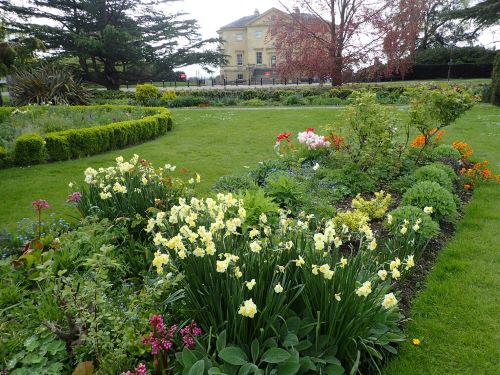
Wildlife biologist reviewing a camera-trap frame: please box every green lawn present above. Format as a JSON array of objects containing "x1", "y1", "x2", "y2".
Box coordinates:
[
  {"x1": 384, "y1": 104, "x2": 500, "y2": 374},
  {"x1": 0, "y1": 107, "x2": 348, "y2": 230}
]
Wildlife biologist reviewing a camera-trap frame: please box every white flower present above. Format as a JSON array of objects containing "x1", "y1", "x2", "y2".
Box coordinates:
[
  {"x1": 378, "y1": 269, "x2": 388, "y2": 281},
  {"x1": 238, "y1": 299, "x2": 257, "y2": 318},
  {"x1": 294, "y1": 256, "x2": 305, "y2": 267},
  {"x1": 259, "y1": 213, "x2": 268, "y2": 224},
  {"x1": 216, "y1": 260, "x2": 229, "y2": 273},
  {"x1": 356, "y1": 281, "x2": 372, "y2": 297},
  {"x1": 245, "y1": 279, "x2": 256, "y2": 290},
  {"x1": 387, "y1": 214, "x2": 393, "y2": 224},
  {"x1": 249, "y1": 228, "x2": 260, "y2": 239},
  {"x1": 313, "y1": 163, "x2": 320, "y2": 171},
  {"x1": 249, "y1": 240, "x2": 262, "y2": 253},
  {"x1": 115, "y1": 156, "x2": 124, "y2": 163},
  {"x1": 400, "y1": 226, "x2": 408, "y2": 235},
  {"x1": 369, "y1": 239, "x2": 377, "y2": 250},
  {"x1": 412, "y1": 223, "x2": 420, "y2": 232},
  {"x1": 274, "y1": 283, "x2": 284, "y2": 293},
  {"x1": 391, "y1": 268, "x2": 401, "y2": 280},
  {"x1": 335, "y1": 293, "x2": 341, "y2": 301},
  {"x1": 405, "y1": 255, "x2": 415, "y2": 270},
  {"x1": 340, "y1": 257, "x2": 348, "y2": 268},
  {"x1": 99, "y1": 191, "x2": 112, "y2": 200},
  {"x1": 382, "y1": 293, "x2": 398, "y2": 309},
  {"x1": 423, "y1": 206, "x2": 434, "y2": 214}
]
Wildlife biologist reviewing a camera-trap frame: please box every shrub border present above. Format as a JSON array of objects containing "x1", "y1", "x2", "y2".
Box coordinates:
[{"x1": 0, "y1": 105, "x2": 173, "y2": 167}]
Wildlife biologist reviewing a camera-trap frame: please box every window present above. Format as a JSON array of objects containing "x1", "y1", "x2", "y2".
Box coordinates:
[
  {"x1": 255, "y1": 30, "x2": 263, "y2": 39},
  {"x1": 237, "y1": 74, "x2": 244, "y2": 80},
  {"x1": 256, "y1": 52, "x2": 263, "y2": 64},
  {"x1": 237, "y1": 53, "x2": 243, "y2": 65},
  {"x1": 271, "y1": 55, "x2": 276, "y2": 66},
  {"x1": 235, "y1": 33, "x2": 243, "y2": 41}
]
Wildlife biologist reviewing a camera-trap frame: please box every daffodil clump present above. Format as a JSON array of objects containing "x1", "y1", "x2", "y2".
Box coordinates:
[
  {"x1": 75, "y1": 155, "x2": 198, "y2": 222},
  {"x1": 148, "y1": 196, "x2": 413, "y2": 363}
]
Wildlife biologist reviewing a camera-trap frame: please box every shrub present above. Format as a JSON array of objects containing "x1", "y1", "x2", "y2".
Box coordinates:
[
  {"x1": 283, "y1": 94, "x2": 305, "y2": 105},
  {"x1": 249, "y1": 159, "x2": 290, "y2": 186},
  {"x1": 13, "y1": 134, "x2": 44, "y2": 166},
  {"x1": 402, "y1": 181, "x2": 458, "y2": 223},
  {"x1": 10, "y1": 65, "x2": 91, "y2": 106},
  {"x1": 386, "y1": 205, "x2": 440, "y2": 242},
  {"x1": 44, "y1": 134, "x2": 71, "y2": 161},
  {"x1": 327, "y1": 165, "x2": 377, "y2": 195},
  {"x1": 413, "y1": 165, "x2": 454, "y2": 191},
  {"x1": 167, "y1": 96, "x2": 210, "y2": 107},
  {"x1": 161, "y1": 90, "x2": 177, "y2": 102},
  {"x1": 135, "y1": 84, "x2": 160, "y2": 105},
  {"x1": 351, "y1": 191, "x2": 392, "y2": 220},
  {"x1": 432, "y1": 144, "x2": 462, "y2": 161},
  {"x1": 0, "y1": 145, "x2": 9, "y2": 168},
  {"x1": 212, "y1": 174, "x2": 257, "y2": 193},
  {"x1": 427, "y1": 161, "x2": 458, "y2": 182}
]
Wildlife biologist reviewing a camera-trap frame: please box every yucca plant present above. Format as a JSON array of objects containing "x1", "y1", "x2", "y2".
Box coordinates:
[{"x1": 9, "y1": 64, "x2": 91, "y2": 106}]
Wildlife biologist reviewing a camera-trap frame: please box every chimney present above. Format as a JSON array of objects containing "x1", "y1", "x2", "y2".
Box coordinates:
[{"x1": 254, "y1": 9, "x2": 260, "y2": 16}]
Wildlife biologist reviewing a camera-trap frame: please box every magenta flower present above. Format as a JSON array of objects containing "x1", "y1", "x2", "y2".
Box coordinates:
[
  {"x1": 121, "y1": 363, "x2": 147, "y2": 375},
  {"x1": 67, "y1": 192, "x2": 82, "y2": 203},
  {"x1": 32, "y1": 199, "x2": 49, "y2": 213}
]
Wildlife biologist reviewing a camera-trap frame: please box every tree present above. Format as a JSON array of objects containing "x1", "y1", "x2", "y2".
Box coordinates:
[
  {"x1": 446, "y1": 0, "x2": 500, "y2": 29},
  {"x1": 418, "y1": 0, "x2": 484, "y2": 50},
  {"x1": 271, "y1": 1, "x2": 426, "y2": 86},
  {"x1": 0, "y1": 0, "x2": 223, "y2": 90},
  {"x1": 0, "y1": 22, "x2": 43, "y2": 105},
  {"x1": 492, "y1": 53, "x2": 500, "y2": 106}
]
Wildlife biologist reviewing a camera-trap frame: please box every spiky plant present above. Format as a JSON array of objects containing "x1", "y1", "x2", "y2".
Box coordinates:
[{"x1": 9, "y1": 65, "x2": 91, "y2": 106}]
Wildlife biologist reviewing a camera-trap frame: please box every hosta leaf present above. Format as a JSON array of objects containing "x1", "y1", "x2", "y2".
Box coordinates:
[{"x1": 219, "y1": 346, "x2": 248, "y2": 366}]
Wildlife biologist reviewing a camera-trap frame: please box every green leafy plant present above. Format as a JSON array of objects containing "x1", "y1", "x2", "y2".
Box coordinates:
[
  {"x1": 413, "y1": 165, "x2": 454, "y2": 191},
  {"x1": 264, "y1": 173, "x2": 305, "y2": 211},
  {"x1": 10, "y1": 65, "x2": 91, "y2": 106},
  {"x1": 386, "y1": 205, "x2": 440, "y2": 243},
  {"x1": 431, "y1": 144, "x2": 462, "y2": 161},
  {"x1": 402, "y1": 181, "x2": 458, "y2": 223},
  {"x1": 352, "y1": 191, "x2": 392, "y2": 220},
  {"x1": 135, "y1": 83, "x2": 160, "y2": 105},
  {"x1": 5, "y1": 327, "x2": 68, "y2": 375}
]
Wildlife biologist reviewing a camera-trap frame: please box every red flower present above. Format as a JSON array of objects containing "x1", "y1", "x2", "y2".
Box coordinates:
[
  {"x1": 276, "y1": 132, "x2": 292, "y2": 143},
  {"x1": 306, "y1": 127, "x2": 315, "y2": 133}
]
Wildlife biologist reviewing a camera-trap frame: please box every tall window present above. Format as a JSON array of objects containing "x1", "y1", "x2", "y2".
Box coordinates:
[
  {"x1": 235, "y1": 33, "x2": 243, "y2": 41},
  {"x1": 237, "y1": 53, "x2": 243, "y2": 65},
  {"x1": 256, "y1": 52, "x2": 263, "y2": 65},
  {"x1": 271, "y1": 55, "x2": 276, "y2": 66},
  {"x1": 255, "y1": 30, "x2": 263, "y2": 39},
  {"x1": 237, "y1": 74, "x2": 244, "y2": 80}
]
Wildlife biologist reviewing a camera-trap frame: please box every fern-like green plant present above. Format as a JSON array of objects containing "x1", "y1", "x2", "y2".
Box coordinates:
[{"x1": 9, "y1": 65, "x2": 91, "y2": 106}]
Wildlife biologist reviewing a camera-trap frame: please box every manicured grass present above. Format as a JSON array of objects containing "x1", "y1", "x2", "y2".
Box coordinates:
[
  {"x1": 384, "y1": 104, "x2": 500, "y2": 374},
  {"x1": 352, "y1": 78, "x2": 491, "y2": 87},
  {"x1": 0, "y1": 107, "x2": 348, "y2": 230}
]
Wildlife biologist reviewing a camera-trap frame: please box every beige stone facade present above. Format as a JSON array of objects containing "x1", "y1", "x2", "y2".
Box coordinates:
[{"x1": 217, "y1": 8, "x2": 283, "y2": 82}]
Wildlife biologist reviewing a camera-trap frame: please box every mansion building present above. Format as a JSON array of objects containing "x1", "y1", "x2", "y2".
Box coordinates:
[{"x1": 217, "y1": 8, "x2": 283, "y2": 82}]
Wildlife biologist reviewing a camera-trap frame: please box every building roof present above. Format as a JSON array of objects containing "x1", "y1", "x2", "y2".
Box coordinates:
[
  {"x1": 220, "y1": 14, "x2": 261, "y2": 30},
  {"x1": 218, "y1": 8, "x2": 315, "y2": 31}
]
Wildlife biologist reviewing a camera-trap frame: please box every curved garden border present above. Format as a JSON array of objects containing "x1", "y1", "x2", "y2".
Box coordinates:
[{"x1": 0, "y1": 105, "x2": 173, "y2": 168}]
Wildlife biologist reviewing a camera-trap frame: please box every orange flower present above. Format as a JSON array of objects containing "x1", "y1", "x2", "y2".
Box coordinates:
[
  {"x1": 411, "y1": 135, "x2": 426, "y2": 148},
  {"x1": 452, "y1": 141, "x2": 473, "y2": 159},
  {"x1": 481, "y1": 168, "x2": 491, "y2": 179},
  {"x1": 464, "y1": 184, "x2": 471, "y2": 190}
]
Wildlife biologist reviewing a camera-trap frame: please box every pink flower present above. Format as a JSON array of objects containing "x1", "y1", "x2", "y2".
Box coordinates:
[
  {"x1": 67, "y1": 192, "x2": 82, "y2": 202},
  {"x1": 121, "y1": 363, "x2": 148, "y2": 375},
  {"x1": 32, "y1": 199, "x2": 49, "y2": 213}
]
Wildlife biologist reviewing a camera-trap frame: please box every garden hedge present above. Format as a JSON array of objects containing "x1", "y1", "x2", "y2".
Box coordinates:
[
  {"x1": 13, "y1": 134, "x2": 45, "y2": 166},
  {"x1": 1, "y1": 105, "x2": 173, "y2": 166}
]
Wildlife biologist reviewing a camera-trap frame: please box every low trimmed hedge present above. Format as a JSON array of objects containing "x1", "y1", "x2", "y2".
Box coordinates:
[
  {"x1": 14, "y1": 134, "x2": 45, "y2": 166},
  {"x1": 1, "y1": 105, "x2": 173, "y2": 166}
]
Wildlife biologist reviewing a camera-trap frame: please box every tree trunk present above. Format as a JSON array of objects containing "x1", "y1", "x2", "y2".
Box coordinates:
[
  {"x1": 103, "y1": 61, "x2": 120, "y2": 90},
  {"x1": 331, "y1": 55, "x2": 343, "y2": 86}
]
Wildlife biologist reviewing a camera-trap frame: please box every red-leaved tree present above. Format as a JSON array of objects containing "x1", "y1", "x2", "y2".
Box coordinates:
[{"x1": 271, "y1": 0, "x2": 426, "y2": 85}]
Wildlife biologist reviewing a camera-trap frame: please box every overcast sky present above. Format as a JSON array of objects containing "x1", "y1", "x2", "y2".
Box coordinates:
[{"x1": 165, "y1": 0, "x2": 499, "y2": 77}]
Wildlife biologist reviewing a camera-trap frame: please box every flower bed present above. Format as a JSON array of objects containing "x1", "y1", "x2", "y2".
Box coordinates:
[
  {"x1": 0, "y1": 87, "x2": 498, "y2": 374},
  {"x1": 0, "y1": 105, "x2": 173, "y2": 167}
]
